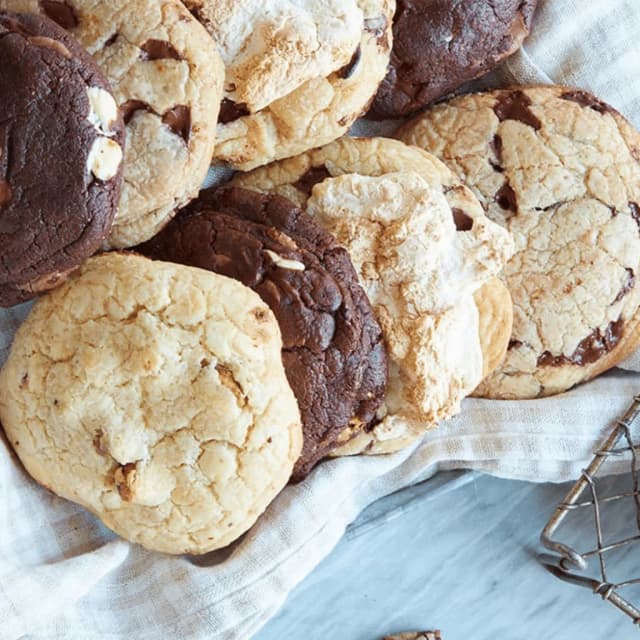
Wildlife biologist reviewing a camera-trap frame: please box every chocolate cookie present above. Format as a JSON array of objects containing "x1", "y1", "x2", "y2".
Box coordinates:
[
  {"x1": 400, "y1": 86, "x2": 640, "y2": 398},
  {"x1": 0, "y1": 10, "x2": 125, "y2": 307},
  {"x1": 370, "y1": 0, "x2": 538, "y2": 118},
  {"x1": 1, "y1": 0, "x2": 224, "y2": 248},
  {"x1": 138, "y1": 186, "x2": 387, "y2": 480}
]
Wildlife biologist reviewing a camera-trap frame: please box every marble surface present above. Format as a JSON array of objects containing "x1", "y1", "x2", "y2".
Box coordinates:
[{"x1": 254, "y1": 472, "x2": 639, "y2": 639}]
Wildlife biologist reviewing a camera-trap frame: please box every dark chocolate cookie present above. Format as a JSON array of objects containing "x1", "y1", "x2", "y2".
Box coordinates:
[
  {"x1": 138, "y1": 186, "x2": 388, "y2": 480},
  {"x1": 370, "y1": 0, "x2": 538, "y2": 119},
  {"x1": 0, "y1": 10, "x2": 125, "y2": 307}
]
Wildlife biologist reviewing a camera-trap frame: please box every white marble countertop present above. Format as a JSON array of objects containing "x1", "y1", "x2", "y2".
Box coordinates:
[{"x1": 255, "y1": 471, "x2": 638, "y2": 639}]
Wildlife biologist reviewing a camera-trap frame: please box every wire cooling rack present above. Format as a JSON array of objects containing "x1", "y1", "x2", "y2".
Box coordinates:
[{"x1": 540, "y1": 393, "x2": 640, "y2": 625}]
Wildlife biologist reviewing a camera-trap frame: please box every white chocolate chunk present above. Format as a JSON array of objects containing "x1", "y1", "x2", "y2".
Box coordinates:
[
  {"x1": 87, "y1": 137, "x2": 123, "y2": 181},
  {"x1": 87, "y1": 86, "x2": 119, "y2": 135},
  {"x1": 264, "y1": 249, "x2": 305, "y2": 271}
]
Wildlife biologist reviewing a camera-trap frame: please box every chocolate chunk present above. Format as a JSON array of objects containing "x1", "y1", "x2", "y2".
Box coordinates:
[
  {"x1": 452, "y1": 208, "x2": 473, "y2": 231},
  {"x1": 218, "y1": 98, "x2": 250, "y2": 124},
  {"x1": 494, "y1": 90, "x2": 542, "y2": 130},
  {"x1": 293, "y1": 165, "x2": 332, "y2": 196},
  {"x1": 137, "y1": 187, "x2": 388, "y2": 481},
  {"x1": 613, "y1": 268, "x2": 636, "y2": 304},
  {"x1": 162, "y1": 105, "x2": 191, "y2": 143},
  {"x1": 495, "y1": 182, "x2": 518, "y2": 212},
  {"x1": 490, "y1": 134, "x2": 503, "y2": 164},
  {"x1": 39, "y1": 0, "x2": 78, "y2": 29},
  {"x1": 370, "y1": 0, "x2": 538, "y2": 119},
  {"x1": 338, "y1": 45, "x2": 362, "y2": 80},
  {"x1": 0, "y1": 11, "x2": 125, "y2": 307},
  {"x1": 561, "y1": 90, "x2": 613, "y2": 115},
  {"x1": 120, "y1": 99, "x2": 153, "y2": 124},
  {"x1": 537, "y1": 318, "x2": 624, "y2": 367},
  {"x1": 630, "y1": 202, "x2": 640, "y2": 230},
  {"x1": 140, "y1": 39, "x2": 183, "y2": 61}
]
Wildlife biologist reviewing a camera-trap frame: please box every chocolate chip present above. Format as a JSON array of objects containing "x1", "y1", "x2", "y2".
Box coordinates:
[
  {"x1": 0, "y1": 180, "x2": 12, "y2": 207},
  {"x1": 561, "y1": 90, "x2": 612, "y2": 115},
  {"x1": 508, "y1": 340, "x2": 523, "y2": 350},
  {"x1": 613, "y1": 268, "x2": 636, "y2": 304},
  {"x1": 293, "y1": 165, "x2": 332, "y2": 196},
  {"x1": 495, "y1": 182, "x2": 518, "y2": 212},
  {"x1": 39, "y1": 0, "x2": 78, "y2": 29},
  {"x1": 338, "y1": 45, "x2": 361, "y2": 79},
  {"x1": 494, "y1": 90, "x2": 542, "y2": 130},
  {"x1": 537, "y1": 318, "x2": 624, "y2": 367},
  {"x1": 162, "y1": 105, "x2": 191, "y2": 143},
  {"x1": 105, "y1": 32, "x2": 118, "y2": 47},
  {"x1": 119, "y1": 99, "x2": 152, "y2": 124},
  {"x1": 140, "y1": 39, "x2": 183, "y2": 61},
  {"x1": 490, "y1": 134, "x2": 503, "y2": 164},
  {"x1": 218, "y1": 98, "x2": 250, "y2": 125},
  {"x1": 452, "y1": 208, "x2": 473, "y2": 231},
  {"x1": 630, "y1": 202, "x2": 640, "y2": 230}
]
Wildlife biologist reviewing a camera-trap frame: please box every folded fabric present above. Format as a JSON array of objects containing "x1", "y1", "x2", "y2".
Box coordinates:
[{"x1": 1, "y1": 1, "x2": 640, "y2": 638}]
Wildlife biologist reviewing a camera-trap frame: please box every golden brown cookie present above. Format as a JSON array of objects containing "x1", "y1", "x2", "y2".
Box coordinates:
[
  {"x1": 400, "y1": 86, "x2": 640, "y2": 398},
  {"x1": 184, "y1": 0, "x2": 394, "y2": 170},
  {"x1": 234, "y1": 137, "x2": 514, "y2": 454},
  {"x1": 0, "y1": 253, "x2": 302, "y2": 554}
]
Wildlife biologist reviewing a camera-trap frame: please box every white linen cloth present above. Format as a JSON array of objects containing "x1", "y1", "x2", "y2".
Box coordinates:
[{"x1": 2, "y1": 1, "x2": 640, "y2": 637}]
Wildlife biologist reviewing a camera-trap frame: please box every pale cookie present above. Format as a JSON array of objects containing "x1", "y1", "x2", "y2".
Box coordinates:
[
  {"x1": 184, "y1": 0, "x2": 394, "y2": 171},
  {"x1": 233, "y1": 138, "x2": 513, "y2": 454},
  {"x1": 1, "y1": 0, "x2": 224, "y2": 248},
  {"x1": 0, "y1": 253, "x2": 302, "y2": 554},
  {"x1": 400, "y1": 86, "x2": 640, "y2": 398}
]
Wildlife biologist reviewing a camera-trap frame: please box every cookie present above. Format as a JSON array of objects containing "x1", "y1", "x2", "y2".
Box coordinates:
[
  {"x1": 370, "y1": 0, "x2": 537, "y2": 118},
  {"x1": 183, "y1": 0, "x2": 394, "y2": 170},
  {"x1": 233, "y1": 137, "x2": 513, "y2": 454},
  {"x1": 1, "y1": 0, "x2": 224, "y2": 248},
  {"x1": 137, "y1": 186, "x2": 387, "y2": 479},
  {"x1": 0, "y1": 253, "x2": 302, "y2": 554},
  {"x1": 400, "y1": 86, "x2": 640, "y2": 398},
  {"x1": 0, "y1": 10, "x2": 124, "y2": 308}
]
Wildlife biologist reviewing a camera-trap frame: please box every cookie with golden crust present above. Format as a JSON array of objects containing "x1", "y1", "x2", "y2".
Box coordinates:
[
  {"x1": 184, "y1": 0, "x2": 394, "y2": 171},
  {"x1": 400, "y1": 86, "x2": 640, "y2": 399},
  {"x1": 234, "y1": 137, "x2": 514, "y2": 454},
  {"x1": 0, "y1": 253, "x2": 302, "y2": 554},
  {"x1": 1, "y1": 0, "x2": 224, "y2": 249}
]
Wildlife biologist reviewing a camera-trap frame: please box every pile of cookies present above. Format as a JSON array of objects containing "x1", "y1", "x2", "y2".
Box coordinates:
[{"x1": 0, "y1": 0, "x2": 639, "y2": 556}]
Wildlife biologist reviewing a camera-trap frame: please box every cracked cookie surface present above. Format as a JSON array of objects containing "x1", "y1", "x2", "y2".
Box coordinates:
[
  {"x1": 0, "y1": 0, "x2": 224, "y2": 248},
  {"x1": 184, "y1": 0, "x2": 394, "y2": 171},
  {"x1": 0, "y1": 10, "x2": 125, "y2": 307},
  {"x1": 0, "y1": 253, "x2": 302, "y2": 554},
  {"x1": 400, "y1": 85, "x2": 640, "y2": 398},
  {"x1": 233, "y1": 137, "x2": 513, "y2": 453},
  {"x1": 371, "y1": 0, "x2": 537, "y2": 118},
  {"x1": 138, "y1": 186, "x2": 387, "y2": 479}
]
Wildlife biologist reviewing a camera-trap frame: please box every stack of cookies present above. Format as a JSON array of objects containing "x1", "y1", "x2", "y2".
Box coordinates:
[{"x1": 0, "y1": 0, "x2": 638, "y2": 556}]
